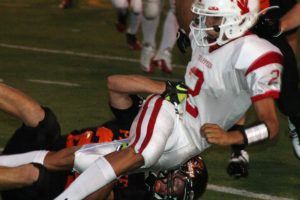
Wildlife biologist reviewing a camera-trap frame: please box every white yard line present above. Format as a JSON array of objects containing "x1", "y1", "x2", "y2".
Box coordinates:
[
  {"x1": 207, "y1": 184, "x2": 296, "y2": 200},
  {"x1": 27, "y1": 79, "x2": 80, "y2": 87},
  {"x1": 0, "y1": 43, "x2": 297, "y2": 200},
  {"x1": 0, "y1": 43, "x2": 185, "y2": 68}
]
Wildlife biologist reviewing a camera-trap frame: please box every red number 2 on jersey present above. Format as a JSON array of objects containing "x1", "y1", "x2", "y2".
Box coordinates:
[{"x1": 186, "y1": 67, "x2": 204, "y2": 118}]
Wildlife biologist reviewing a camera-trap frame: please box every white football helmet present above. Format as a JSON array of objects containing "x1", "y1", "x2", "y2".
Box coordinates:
[{"x1": 190, "y1": 0, "x2": 259, "y2": 46}]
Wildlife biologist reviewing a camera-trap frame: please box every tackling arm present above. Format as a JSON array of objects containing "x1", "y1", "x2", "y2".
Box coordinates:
[
  {"x1": 107, "y1": 75, "x2": 165, "y2": 109},
  {"x1": 280, "y1": 2, "x2": 300, "y2": 33},
  {"x1": 175, "y1": 0, "x2": 194, "y2": 34}
]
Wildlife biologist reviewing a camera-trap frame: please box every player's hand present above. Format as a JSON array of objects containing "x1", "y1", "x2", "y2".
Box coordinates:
[
  {"x1": 176, "y1": 28, "x2": 191, "y2": 54},
  {"x1": 200, "y1": 123, "x2": 230, "y2": 145},
  {"x1": 161, "y1": 80, "x2": 187, "y2": 105}
]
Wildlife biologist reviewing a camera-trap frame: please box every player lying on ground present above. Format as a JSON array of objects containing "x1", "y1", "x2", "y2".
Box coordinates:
[{"x1": 0, "y1": 81, "x2": 208, "y2": 200}]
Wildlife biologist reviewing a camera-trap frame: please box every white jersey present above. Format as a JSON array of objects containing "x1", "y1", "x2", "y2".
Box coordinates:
[
  {"x1": 183, "y1": 34, "x2": 283, "y2": 151},
  {"x1": 73, "y1": 35, "x2": 283, "y2": 174}
]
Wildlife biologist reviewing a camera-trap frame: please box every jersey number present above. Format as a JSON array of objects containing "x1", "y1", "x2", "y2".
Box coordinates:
[{"x1": 186, "y1": 67, "x2": 204, "y2": 118}]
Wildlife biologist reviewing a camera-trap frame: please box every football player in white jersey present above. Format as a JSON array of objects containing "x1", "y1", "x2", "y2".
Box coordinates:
[
  {"x1": 0, "y1": 1, "x2": 282, "y2": 199},
  {"x1": 50, "y1": 1, "x2": 283, "y2": 199}
]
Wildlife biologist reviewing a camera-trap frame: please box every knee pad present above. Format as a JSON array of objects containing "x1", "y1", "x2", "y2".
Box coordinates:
[
  {"x1": 143, "y1": 0, "x2": 161, "y2": 19},
  {"x1": 130, "y1": 0, "x2": 142, "y2": 14},
  {"x1": 111, "y1": 0, "x2": 128, "y2": 9}
]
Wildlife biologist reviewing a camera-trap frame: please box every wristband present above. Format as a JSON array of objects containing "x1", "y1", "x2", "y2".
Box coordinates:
[{"x1": 242, "y1": 122, "x2": 270, "y2": 145}]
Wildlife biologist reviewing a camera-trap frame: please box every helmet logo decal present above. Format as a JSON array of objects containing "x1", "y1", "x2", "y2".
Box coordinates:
[
  {"x1": 208, "y1": 6, "x2": 219, "y2": 11},
  {"x1": 187, "y1": 160, "x2": 196, "y2": 178},
  {"x1": 237, "y1": 0, "x2": 249, "y2": 15}
]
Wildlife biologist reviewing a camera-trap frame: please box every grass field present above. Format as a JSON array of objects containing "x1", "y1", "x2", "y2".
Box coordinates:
[{"x1": 0, "y1": 1, "x2": 300, "y2": 199}]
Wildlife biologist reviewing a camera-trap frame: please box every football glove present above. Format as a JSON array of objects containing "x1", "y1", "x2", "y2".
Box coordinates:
[
  {"x1": 176, "y1": 28, "x2": 191, "y2": 54},
  {"x1": 161, "y1": 80, "x2": 188, "y2": 105},
  {"x1": 226, "y1": 150, "x2": 249, "y2": 179}
]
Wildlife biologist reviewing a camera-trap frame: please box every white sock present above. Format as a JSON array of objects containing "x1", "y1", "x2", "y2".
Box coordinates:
[
  {"x1": 127, "y1": 12, "x2": 141, "y2": 34},
  {"x1": 158, "y1": 10, "x2": 178, "y2": 52},
  {"x1": 142, "y1": 15, "x2": 160, "y2": 47},
  {"x1": 54, "y1": 156, "x2": 117, "y2": 200},
  {"x1": 0, "y1": 150, "x2": 48, "y2": 167}
]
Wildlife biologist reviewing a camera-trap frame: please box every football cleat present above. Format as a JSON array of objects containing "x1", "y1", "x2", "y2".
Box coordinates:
[
  {"x1": 126, "y1": 33, "x2": 141, "y2": 50},
  {"x1": 288, "y1": 119, "x2": 300, "y2": 159},
  {"x1": 227, "y1": 150, "x2": 249, "y2": 178},
  {"x1": 140, "y1": 44, "x2": 156, "y2": 73},
  {"x1": 153, "y1": 49, "x2": 173, "y2": 74},
  {"x1": 59, "y1": 0, "x2": 72, "y2": 9}
]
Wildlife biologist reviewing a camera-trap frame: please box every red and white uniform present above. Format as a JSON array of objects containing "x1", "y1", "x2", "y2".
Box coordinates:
[
  {"x1": 129, "y1": 33, "x2": 283, "y2": 170},
  {"x1": 184, "y1": 34, "x2": 283, "y2": 150},
  {"x1": 74, "y1": 34, "x2": 283, "y2": 172},
  {"x1": 111, "y1": 0, "x2": 142, "y2": 13}
]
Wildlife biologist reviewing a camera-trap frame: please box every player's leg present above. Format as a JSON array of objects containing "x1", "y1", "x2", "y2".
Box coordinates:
[
  {"x1": 271, "y1": 38, "x2": 300, "y2": 159},
  {"x1": 0, "y1": 84, "x2": 61, "y2": 153},
  {"x1": 0, "y1": 164, "x2": 39, "y2": 190},
  {"x1": 154, "y1": 0, "x2": 178, "y2": 73},
  {"x1": 140, "y1": 2, "x2": 161, "y2": 72},
  {"x1": 0, "y1": 83, "x2": 44, "y2": 128},
  {"x1": 143, "y1": 0, "x2": 161, "y2": 20},
  {"x1": 107, "y1": 76, "x2": 143, "y2": 130},
  {"x1": 111, "y1": 0, "x2": 129, "y2": 33},
  {"x1": 59, "y1": 0, "x2": 72, "y2": 9},
  {"x1": 3, "y1": 106, "x2": 61, "y2": 154},
  {"x1": 0, "y1": 146, "x2": 78, "y2": 170},
  {"x1": 126, "y1": 0, "x2": 142, "y2": 50},
  {"x1": 54, "y1": 95, "x2": 176, "y2": 200}
]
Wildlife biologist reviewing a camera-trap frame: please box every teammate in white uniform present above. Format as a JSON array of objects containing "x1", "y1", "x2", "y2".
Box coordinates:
[
  {"x1": 0, "y1": 1, "x2": 283, "y2": 199},
  {"x1": 112, "y1": 0, "x2": 142, "y2": 50},
  {"x1": 140, "y1": 0, "x2": 179, "y2": 73}
]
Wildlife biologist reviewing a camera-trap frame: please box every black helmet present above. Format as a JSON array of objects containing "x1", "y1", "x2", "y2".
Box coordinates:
[{"x1": 146, "y1": 156, "x2": 208, "y2": 200}]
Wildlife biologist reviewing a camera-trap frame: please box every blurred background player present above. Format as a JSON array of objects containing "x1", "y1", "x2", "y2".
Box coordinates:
[
  {"x1": 59, "y1": 0, "x2": 72, "y2": 9},
  {"x1": 59, "y1": 0, "x2": 142, "y2": 50},
  {"x1": 140, "y1": 0, "x2": 179, "y2": 73},
  {"x1": 111, "y1": 0, "x2": 142, "y2": 50}
]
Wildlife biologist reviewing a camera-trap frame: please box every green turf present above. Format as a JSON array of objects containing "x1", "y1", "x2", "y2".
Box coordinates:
[{"x1": 0, "y1": 1, "x2": 300, "y2": 199}]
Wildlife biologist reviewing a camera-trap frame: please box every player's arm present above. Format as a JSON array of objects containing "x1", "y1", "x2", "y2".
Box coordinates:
[
  {"x1": 107, "y1": 74, "x2": 165, "y2": 109},
  {"x1": 43, "y1": 146, "x2": 81, "y2": 171},
  {"x1": 201, "y1": 98, "x2": 278, "y2": 146},
  {"x1": 175, "y1": 0, "x2": 194, "y2": 34},
  {"x1": 108, "y1": 75, "x2": 187, "y2": 108},
  {"x1": 107, "y1": 75, "x2": 165, "y2": 95},
  {"x1": 280, "y1": 2, "x2": 300, "y2": 33}
]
